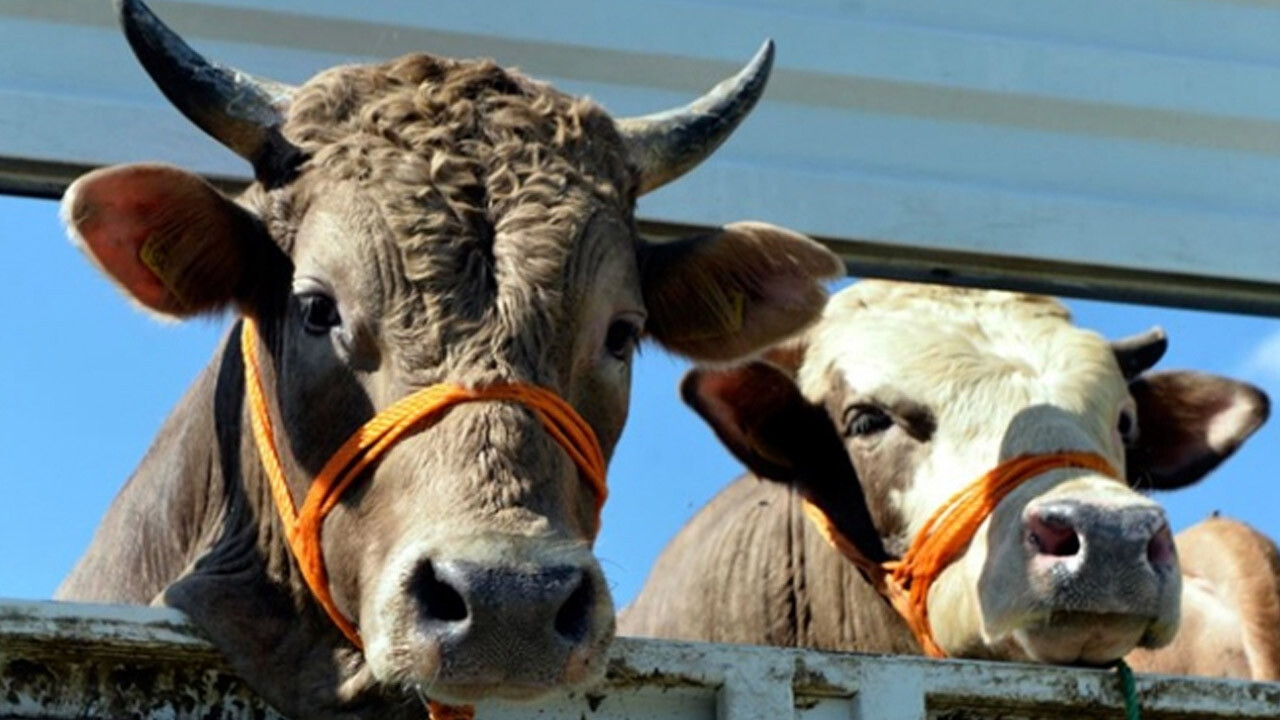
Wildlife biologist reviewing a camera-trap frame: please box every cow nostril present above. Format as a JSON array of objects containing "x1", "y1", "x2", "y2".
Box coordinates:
[
  {"x1": 413, "y1": 560, "x2": 468, "y2": 623},
  {"x1": 553, "y1": 573, "x2": 594, "y2": 644},
  {"x1": 1147, "y1": 523, "x2": 1177, "y2": 571},
  {"x1": 1027, "y1": 513, "x2": 1081, "y2": 557}
]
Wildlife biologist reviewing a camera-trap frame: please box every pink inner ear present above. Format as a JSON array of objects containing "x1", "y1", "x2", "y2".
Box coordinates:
[
  {"x1": 65, "y1": 167, "x2": 188, "y2": 314},
  {"x1": 739, "y1": 272, "x2": 828, "y2": 337},
  {"x1": 697, "y1": 370, "x2": 742, "y2": 405},
  {"x1": 696, "y1": 363, "x2": 795, "y2": 424}
]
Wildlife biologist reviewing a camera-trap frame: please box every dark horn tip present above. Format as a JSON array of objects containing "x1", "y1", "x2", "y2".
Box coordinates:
[
  {"x1": 736, "y1": 38, "x2": 775, "y2": 87},
  {"x1": 688, "y1": 38, "x2": 775, "y2": 127},
  {"x1": 711, "y1": 38, "x2": 775, "y2": 118},
  {"x1": 622, "y1": 39, "x2": 779, "y2": 196},
  {"x1": 116, "y1": 0, "x2": 156, "y2": 32},
  {"x1": 113, "y1": 0, "x2": 299, "y2": 185},
  {"x1": 747, "y1": 39, "x2": 776, "y2": 91}
]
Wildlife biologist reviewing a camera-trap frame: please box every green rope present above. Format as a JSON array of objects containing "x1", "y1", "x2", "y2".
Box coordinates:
[{"x1": 1114, "y1": 659, "x2": 1141, "y2": 720}]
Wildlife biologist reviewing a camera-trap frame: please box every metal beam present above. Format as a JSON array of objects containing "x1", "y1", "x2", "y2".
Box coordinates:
[
  {"x1": 9, "y1": 159, "x2": 1280, "y2": 317},
  {"x1": 5, "y1": 0, "x2": 1280, "y2": 314}
]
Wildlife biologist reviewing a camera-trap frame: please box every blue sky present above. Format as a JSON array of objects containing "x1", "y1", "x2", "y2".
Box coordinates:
[{"x1": 1, "y1": 193, "x2": 1278, "y2": 608}]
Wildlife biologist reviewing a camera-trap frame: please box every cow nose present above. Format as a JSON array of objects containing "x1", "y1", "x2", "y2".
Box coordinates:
[
  {"x1": 1145, "y1": 521, "x2": 1177, "y2": 574},
  {"x1": 1026, "y1": 505, "x2": 1081, "y2": 557},
  {"x1": 411, "y1": 558, "x2": 597, "y2": 657},
  {"x1": 1024, "y1": 499, "x2": 1175, "y2": 574},
  {"x1": 993, "y1": 496, "x2": 1182, "y2": 664}
]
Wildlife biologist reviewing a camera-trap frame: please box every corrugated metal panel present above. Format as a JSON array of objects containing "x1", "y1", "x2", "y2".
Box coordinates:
[
  {"x1": 2, "y1": 601, "x2": 1277, "y2": 719},
  {"x1": 3, "y1": 1, "x2": 1280, "y2": 312}
]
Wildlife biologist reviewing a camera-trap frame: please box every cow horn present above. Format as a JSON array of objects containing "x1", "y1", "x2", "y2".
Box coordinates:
[
  {"x1": 1112, "y1": 326, "x2": 1168, "y2": 380},
  {"x1": 617, "y1": 40, "x2": 775, "y2": 196},
  {"x1": 116, "y1": 0, "x2": 299, "y2": 183}
]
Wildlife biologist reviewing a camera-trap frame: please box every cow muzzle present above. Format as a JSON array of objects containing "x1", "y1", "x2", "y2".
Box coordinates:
[
  {"x1": 982, "y1": 489, "x2": 1182, "y2": 664},
  {"x1": 364, "y1": 537, "x2": 615, "y2": 703}
]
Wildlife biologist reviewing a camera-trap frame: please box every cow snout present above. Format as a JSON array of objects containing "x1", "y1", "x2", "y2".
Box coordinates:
[
  {"x1": 412, "y1": 559, "x2": 596, "y2": 649},
  {"x1": 998, "y1": 496, "x2": 1182, "y2": 664},
  {"x1": 1024, "y1": 499, "x2": 1177, "y2": 577},
  {"x1": 379, "y1": 550, "x2": 611, "y2": 702},
  {"x1": 363, "y1": 538, "x2": 614, "y2": 704}
]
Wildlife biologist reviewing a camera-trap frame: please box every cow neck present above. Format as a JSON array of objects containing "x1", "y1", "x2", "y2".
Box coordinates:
[
  {"x1": 802, "y1": 451, "x2": 1118, "y2": 658},
  {"x1": 239, "y1": 316, "x2": 608, "y2": 720}
]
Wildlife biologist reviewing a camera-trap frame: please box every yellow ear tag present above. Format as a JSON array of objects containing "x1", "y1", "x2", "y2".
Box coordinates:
[
  {"x1": 139, "y1": 231, "x2": 191, "y2": 311},
  {"x1": 666, "y1": 288, "x2": 747, "y2": 343},
  {"x1": 725, "y1": 289, "x2": 746, "y2": 333}
]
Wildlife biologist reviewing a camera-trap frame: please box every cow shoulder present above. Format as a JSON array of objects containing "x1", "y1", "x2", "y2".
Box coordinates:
[
  {"x1": 795, "y1": 501, "x2": 921, "y2": 654},
  {"x1": 619, "y1": 476, "x2": 802, "y2": 646}
]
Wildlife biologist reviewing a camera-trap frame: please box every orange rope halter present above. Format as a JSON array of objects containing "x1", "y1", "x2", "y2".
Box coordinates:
[
  {"x1": 803, "y1": 451, "x2": 1117, "y2": 658},
  {"x1": 240, "y1": 316, "x2": 608, "y2": 719}
]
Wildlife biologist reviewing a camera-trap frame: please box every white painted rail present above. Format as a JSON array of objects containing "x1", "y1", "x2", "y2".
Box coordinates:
[
  {"x1": 4, "y1": 1, "x2": 1280, "y2": 313},
  {"x1": 2, "y1": 601, "x2": 1276, "y2": 719}
]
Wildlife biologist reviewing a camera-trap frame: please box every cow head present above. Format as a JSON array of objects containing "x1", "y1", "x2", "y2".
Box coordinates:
[
  {"x1": 59, "y1": 1, "x2": 842, "y2": 714},
  {"x1": 683, "y1": 281, "x2": 1269, "y2": 665}
]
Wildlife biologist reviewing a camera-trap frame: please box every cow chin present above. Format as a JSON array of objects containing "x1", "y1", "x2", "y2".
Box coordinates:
[
  {"x1": 1010, "y1": 612, "x2": 1177, "y2": 665},
  {"x1": 1002, "y1": 564, "x2": 1183, "y2": 666},
  {"x1": 360, "y1": 533, "x2": 615, "y2": 703}
]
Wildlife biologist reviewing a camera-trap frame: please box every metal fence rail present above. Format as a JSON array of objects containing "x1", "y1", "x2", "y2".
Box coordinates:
[{"x1": 2, "y1": 600, "x2": 1276, "y2": 720}]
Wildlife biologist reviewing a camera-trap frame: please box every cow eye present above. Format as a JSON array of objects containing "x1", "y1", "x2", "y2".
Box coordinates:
[
  {"x1": 299, "y1": 293, "x2": 342, "y2": 335},
  {"x1": 1118, "y1": 408, "x2": 1138, "y2": 444},
  {"x1": 604, "y1": 318, "x2": 642, "y2": 361},
  {"x1": 846, "y1": 406, "x2": 894, "y2": 437}
]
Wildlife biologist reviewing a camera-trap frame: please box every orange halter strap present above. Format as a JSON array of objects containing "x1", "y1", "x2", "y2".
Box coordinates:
[
  {"x1": 239, "y1": 315, "x2": 608, "y2": 647},
  {"x1": 803, "y1": 451, "x2": 1118, "y2": 658}
]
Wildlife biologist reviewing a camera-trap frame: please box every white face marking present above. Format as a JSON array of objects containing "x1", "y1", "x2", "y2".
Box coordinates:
[
  {"x1": 800, "y1": 281, "x2": 1131, "y2": 539},
  {"x1": 798, "y1": 281, "x2": 1180, "y2": 662}
]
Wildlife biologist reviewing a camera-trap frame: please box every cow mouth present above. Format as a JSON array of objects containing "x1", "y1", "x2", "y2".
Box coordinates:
[
  {"x1": 368, "y1": 628, "x2": 610, "y2": 708},
  {"x1": 1011, "y1": 611, "x2": 1165, "y2": 665},
  {"x1": 416, "y1": 680, "x2": 573, "y2": 705}
]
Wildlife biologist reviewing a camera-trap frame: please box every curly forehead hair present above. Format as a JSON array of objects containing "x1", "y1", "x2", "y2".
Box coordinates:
[
  {"x1": 285, "y1": 52, "x2": 634, "y2": 197},
  {"x1": 265, "y1": 53, "x2": 641, "y2": 369}
]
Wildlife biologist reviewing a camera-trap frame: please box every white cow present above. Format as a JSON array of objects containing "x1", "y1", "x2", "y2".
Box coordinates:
[{"x1": 622, "y1": 281, "x2": 1269, "y2": 667}]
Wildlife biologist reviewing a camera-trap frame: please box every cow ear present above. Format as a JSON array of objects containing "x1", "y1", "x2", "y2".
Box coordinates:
[
  {"x1": 641, "y1": 222, "x2": 842, "y2": 361},
  {"x1": 1127, "y1": 370, "x2": 1270, "y2": 490},
  {"x1": 62, "y1": 163, "x2": 269, "y2": 319},
  {"x1": 681, "y1": 362, "x2": 890, "y2": 563}
]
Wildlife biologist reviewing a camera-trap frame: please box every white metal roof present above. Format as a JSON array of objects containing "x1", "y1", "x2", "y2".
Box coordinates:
[{"x1": 4, "y1": 0, "x2": 1280, "y2": 313}]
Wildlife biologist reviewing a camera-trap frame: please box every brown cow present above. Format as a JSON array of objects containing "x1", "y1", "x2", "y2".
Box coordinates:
[
  {"x1": 621, "y1": 281, "x2": 1269, "y2": 669},
  {"x1": 54, "y1": 2, "x2": 843, "y2": 717}
]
